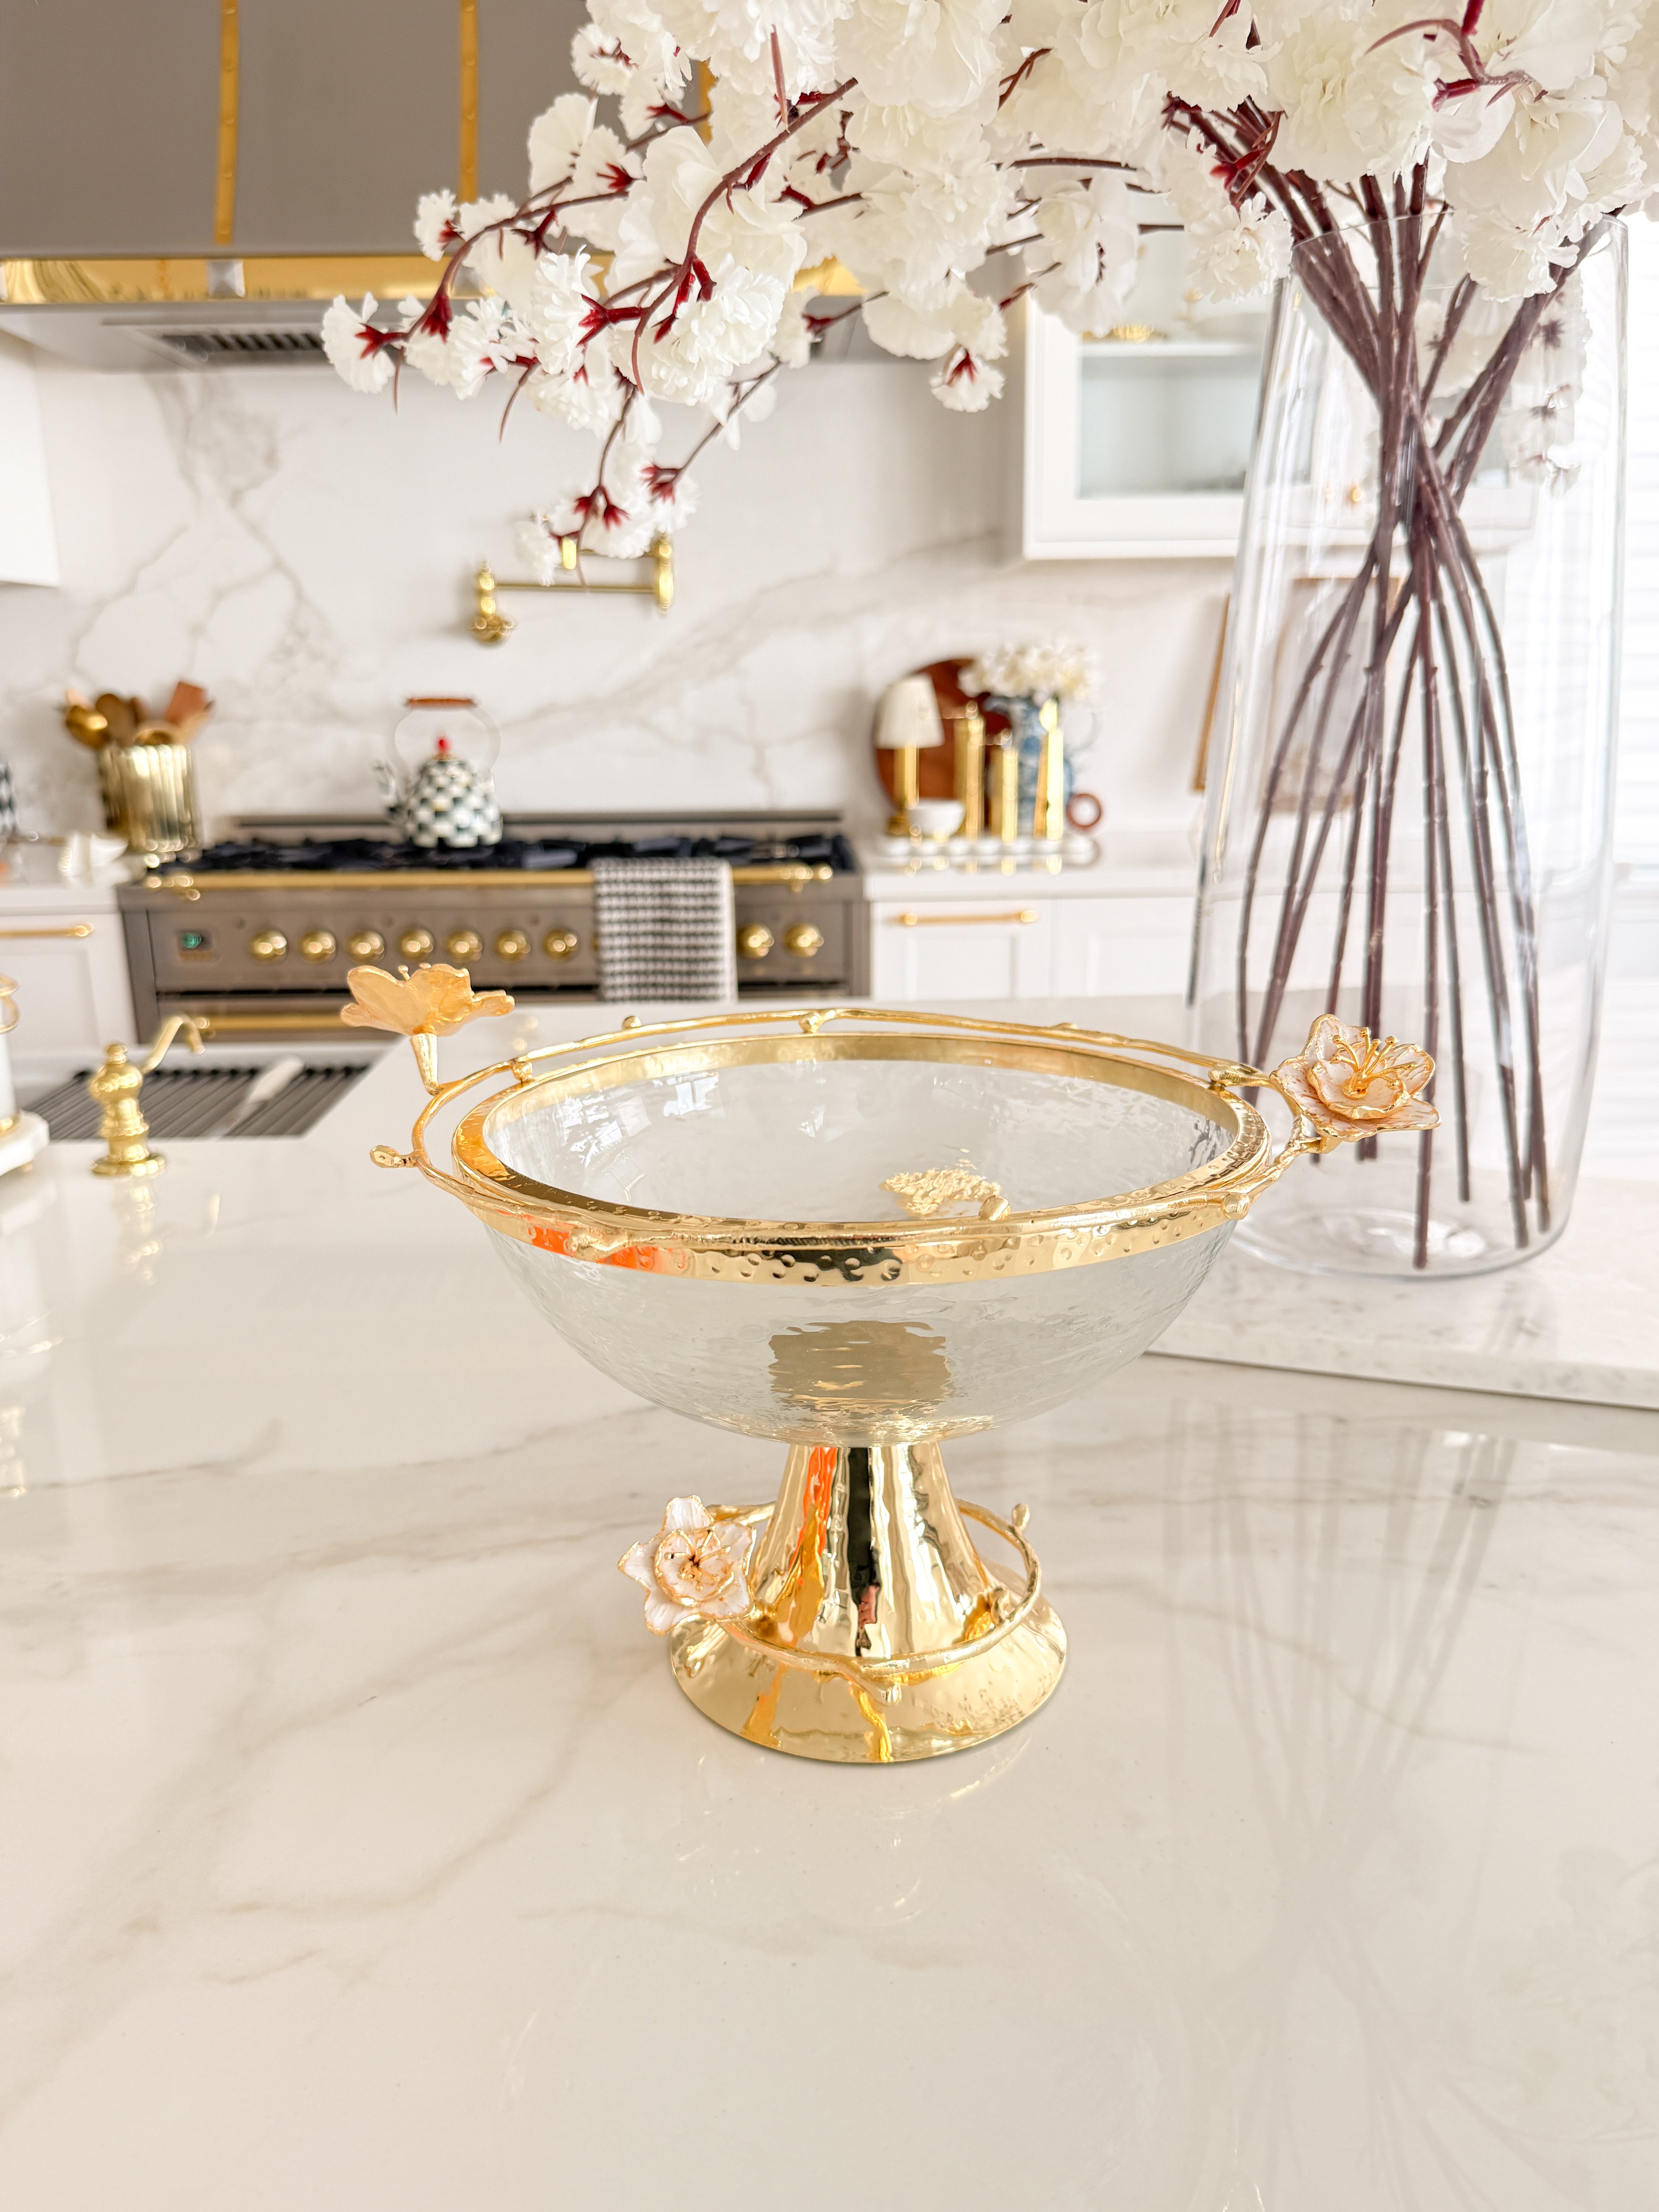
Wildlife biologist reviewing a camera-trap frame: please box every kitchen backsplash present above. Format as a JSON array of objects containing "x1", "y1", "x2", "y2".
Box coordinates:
[{"x1": 0, "y1": 335, "x2": 1230, "y2": 842}]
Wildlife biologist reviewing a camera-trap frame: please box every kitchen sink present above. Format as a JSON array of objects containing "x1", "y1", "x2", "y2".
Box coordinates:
[{"x1": 26, "y1": 1062, "x2": 368, "y2": 1141}]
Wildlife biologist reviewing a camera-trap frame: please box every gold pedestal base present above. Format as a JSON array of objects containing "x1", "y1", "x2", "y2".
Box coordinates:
[
  {"x1": 664, "y1": 1441, "x2": 1066, "y2": 1763},
  {"x1": 669, "y1": 1599, "x2": 1065, "y2": 1762}
]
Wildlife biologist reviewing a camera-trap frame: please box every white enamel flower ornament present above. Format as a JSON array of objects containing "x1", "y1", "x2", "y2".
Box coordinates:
[
  {"x1": 620, "y1": 1497, "x2": 756, "y2": 1634},
  {"x1": 1272, "y1": 1015, "x2": 1439, "y2": 1151}
]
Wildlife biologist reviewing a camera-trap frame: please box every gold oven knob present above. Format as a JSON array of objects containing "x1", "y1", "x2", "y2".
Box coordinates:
[
  {"x1": 348, "y1": 930, "x2": 385, "y2": 961},
  {"x1": 299, "y1": 929, "x2": 337, "y2": 964},
  {"x1": 542, "y1": 929, "x2": 579, "y2": 960},
  {"x1": 784, "y1": 922, "x2": 825, "y2": 958},
  {"x1": 446, "y1": 928, "x2": 483, "y2": 963},
  {"x1": 398, "y1": 927, "x2": 435, "y2": 960},
  {"x1": 494, "y1": 928, "x2": 530, "y2": 962},
  {"x1": 736, "y1": 922, "x2": 775, "y2": 960},
  {"x1": 249, "y1": 928, "x2": 288, "y2": 963}
]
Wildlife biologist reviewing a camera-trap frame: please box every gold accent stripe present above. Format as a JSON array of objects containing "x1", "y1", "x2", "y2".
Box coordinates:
[
  {"x1": 215, "y1": 0, "x2": 240, "y2": 249},
  {"x1": 458, "y1": 0, "x2": 479, "y2": 201},
  {"x1": 0, "y1": 255, "x2": 441, "y2": 306},
  {"x1": 146, "y1": 863, "x2": 832, "y2": 890},
  {"x1": 192, "y1": 1011, "x2": 349, "y2": 1035},
  {"x1": 895, "y1": 910, "x2": 1038, "y2": 927}
]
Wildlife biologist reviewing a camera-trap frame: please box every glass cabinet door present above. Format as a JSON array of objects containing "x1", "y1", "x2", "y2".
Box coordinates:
[{"x1": 1024, "y1": 228, "x2": 1270, "y2": 559}]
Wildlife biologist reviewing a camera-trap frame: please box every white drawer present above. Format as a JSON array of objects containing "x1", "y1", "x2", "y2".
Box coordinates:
[
  {"x1": 870, "y1": 900, "x2": 1055, "y2": 1000},
  {"x1": 1051, "y1": 896, "x2": 1195, "y2": 997}
]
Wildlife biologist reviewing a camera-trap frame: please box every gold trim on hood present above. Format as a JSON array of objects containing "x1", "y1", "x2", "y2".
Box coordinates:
[{"x1": 0, "y1": 256, "x2": 441, "y2": 306}]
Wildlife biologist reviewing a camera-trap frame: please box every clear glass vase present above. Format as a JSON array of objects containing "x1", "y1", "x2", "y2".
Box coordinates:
[{"x1": 1191, "y1": 217, "x2": 1626, "y2": 1277}]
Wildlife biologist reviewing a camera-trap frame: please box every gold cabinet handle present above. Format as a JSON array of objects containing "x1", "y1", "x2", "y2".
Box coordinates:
[
  {"x1": 895, "y1": 909, "x2": 1039, "y2": 928},
  {"x1": 299, "y1": 929, "x2": 337, "y2": 963},
  {"x1": 784, "y1": 922, "x2": 824, "y2": 957},
  {"x1": 249, "y1": 928, "x2": 288, "y2": 962},
  {"x1": 348, "y1": 929, "x2": 385, "y2": 961},
  {"x1": 542, "y1": 929, "x2": 579, "y2": 960},
  {"x1": 398, "y1": 927, "x2": 435, "y2": 960},
  {"x1": 495, "y1": 928, "x2": 530, "y2": 962},
  {"x1": 446, "y1": 928, "x2": 484, "y2": 963},
  {"x1": 0, "y1": 924, "x2": 95, "y2": 938},
  {"x1": 736, "y1": 922, "x2": 775, "y2": 960}
]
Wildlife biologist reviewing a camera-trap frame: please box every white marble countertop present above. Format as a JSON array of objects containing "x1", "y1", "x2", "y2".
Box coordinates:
[
  {"x1": 856, "y1": 826, "x2": 1198, "y2": 899},
  {"x1": 4, "y1": 1001, "x2": 1659, "y2": 2206}
]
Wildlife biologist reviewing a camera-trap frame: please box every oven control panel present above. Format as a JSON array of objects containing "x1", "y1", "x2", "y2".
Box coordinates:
[{"x1": 120, "y1": 872, "x2": 867, "y2": 1033}]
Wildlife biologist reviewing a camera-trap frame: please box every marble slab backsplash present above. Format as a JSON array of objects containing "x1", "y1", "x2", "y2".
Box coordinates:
[{"x1": 0, "y1": 336, "x2": 1229, "y2": 842}]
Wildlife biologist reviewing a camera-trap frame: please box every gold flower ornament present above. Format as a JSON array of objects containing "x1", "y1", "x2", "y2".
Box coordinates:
[
  {"x1": 342, "y1": 962, "x2": 514, "y2": 1037},
  {"x1": 345, "y1": 962, "x2": 515, "y2": 1098},
  {"x1": 620, "y1": 1497, "x2": 756, "y2": 1635},
  {"x1": 1271, "y1": 1015, "x2": 1438, "y2": 1151}
]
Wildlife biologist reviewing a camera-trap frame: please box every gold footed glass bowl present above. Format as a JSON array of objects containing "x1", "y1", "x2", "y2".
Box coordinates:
[{"x1": 349, "y1": 971, "x2": 1437, "y2": 1764}]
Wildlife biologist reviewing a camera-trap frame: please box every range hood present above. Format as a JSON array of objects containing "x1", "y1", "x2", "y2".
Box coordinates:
[{"x1": 0, "y1": 0, "x2": 585, "y2": 369}]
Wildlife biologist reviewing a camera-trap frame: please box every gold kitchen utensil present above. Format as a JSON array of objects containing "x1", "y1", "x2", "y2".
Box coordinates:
[
  {"x1": 353, "y1": 976, "x2": 1439, "y2": 1767},
  {"x1": 86, "y1": 1014, "x2": 207, "y2": 1177}
]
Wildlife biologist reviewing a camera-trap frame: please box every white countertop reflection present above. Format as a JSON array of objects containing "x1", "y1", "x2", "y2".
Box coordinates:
[{"x1": 2, "y1": 1004, "x2": 1658, "y2": 2208}]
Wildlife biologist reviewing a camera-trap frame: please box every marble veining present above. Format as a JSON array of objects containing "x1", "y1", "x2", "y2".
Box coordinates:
[
  {"x1": 1, "y1": 1014, "x2": 1657, "y2": 2206},
  {"x1": 0, "y1": 346, "x2": 1227, "y2": 845}
]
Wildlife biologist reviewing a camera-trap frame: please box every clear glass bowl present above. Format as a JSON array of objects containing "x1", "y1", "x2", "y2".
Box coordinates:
[{"x1": 458, "y1": 1029, "x2": 1248, "y2": 1443}]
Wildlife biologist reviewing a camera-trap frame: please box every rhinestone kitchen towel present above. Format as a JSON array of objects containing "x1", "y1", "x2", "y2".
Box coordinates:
[{"x1": 593, "y1": 856, "x2": 737, "y2": 1002}]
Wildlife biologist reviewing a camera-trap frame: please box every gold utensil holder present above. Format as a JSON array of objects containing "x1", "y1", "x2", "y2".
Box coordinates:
[{"x1": 98, "y1": 741, "x2": 201, "y2": 858}]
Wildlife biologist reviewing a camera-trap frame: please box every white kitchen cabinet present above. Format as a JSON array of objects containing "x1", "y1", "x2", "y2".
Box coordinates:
[
  {"x1": 0, "y1": 902, "x2": 134, "y2": 1062},
  {"x1": 869, "y1": 889, "x2": 1196, "y2": 1001},
  {"x1": 0, "y1": 336, "x2": 58, "y2": 585},
  {"x1": 870, "y1": 899, "x2": 1056, "y2": 1000},
  {"x1": 1023, "y1": 229, "x2": 1269, "y2": 561},
  {"x1": 1050, "y1": 896, "x2": 1195, "y2": 997}
]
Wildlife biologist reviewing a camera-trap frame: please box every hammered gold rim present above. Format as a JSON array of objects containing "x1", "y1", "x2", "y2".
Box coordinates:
[{"x1": 427, "y1": 1011, "x2": 1279, "y2": 1283}]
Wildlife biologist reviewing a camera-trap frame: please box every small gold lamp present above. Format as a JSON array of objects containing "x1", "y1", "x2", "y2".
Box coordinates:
[{"x1": 874, "y1": 676, "x2": 946, "y2": 836}]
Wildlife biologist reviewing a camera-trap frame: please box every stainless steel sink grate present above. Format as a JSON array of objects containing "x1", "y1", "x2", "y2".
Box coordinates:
[{"x1": 27, "y1": 1064, "x2": 366, "y2": 1141}]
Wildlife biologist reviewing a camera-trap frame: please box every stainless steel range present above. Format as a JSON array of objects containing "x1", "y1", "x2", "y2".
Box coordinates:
[{"x1": 119, "y1": 811, "x2": 868, "y2": 1039}]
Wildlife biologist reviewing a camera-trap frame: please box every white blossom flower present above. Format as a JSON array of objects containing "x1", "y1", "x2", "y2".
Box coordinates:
[
  {"x1": 931, "y1": 349, "x2": 1005, "y2": 408},
  {"x1": 572, "y1": 21, "x2": 636, "y2": 94},
  {"x1": 515, "y1": 514, "x2": 566, "y2": 583},
  {"x1": 414, "y1": 189, "x2": 461, "y2": 261},
  {"x1": 1189, "y1": 202, "x2": 1294, "y2": 298},
  {"x1": 339, "y1": 0, "x2": 1658, "y2": 555},
  {"x1": 620, "y1": 1496, "x2": 755, "y2": 1633},
  {"x1": 528, "y1": 94, "x2": 598, "y2": 194},
  {"x1": 1025, "y1": 179, "x2": 1142, "y2": 325},
  {"x1": 322, "y1": 294, "x2": 397, "y2": 392},
  {"x1": 963, "y1": 640, "x2": 1095, "y2": 699},
  {"x1": 525, "y1": 247, "x2": 600, "y2": 378},
  {"x1": 772, "y1": 289, "x2": 817, "y2": 367},
  {"x1": 1456, "y1": 209, "x2": 1560, "y2": 297},
  {"x1": 639, "y1": 261, "x2": 787, "y2": 404},
  {"x1": 838, "y1": 0, "x2": 1005, "y2": 112},
  {"x1": 1266, "y1": 12, "x2": 1436, "y2": 185},
  {"x1": 559, "y1": 126, "x2": 644, "y2": 252}
]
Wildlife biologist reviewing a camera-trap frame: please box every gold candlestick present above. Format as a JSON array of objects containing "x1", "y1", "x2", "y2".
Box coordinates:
[
  {"x1": 952, "y1": 705, "x2": 985, "y2": 841},
  {"x1": 989, "y1": 739, "x2": 1020, "y2": 841},
  {"x1": 1032, "y1": 697, "x2": 1066, "y2": 842},
  {"x1": 888, "y1": 744, "x2": 921, "y2": 836}
]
